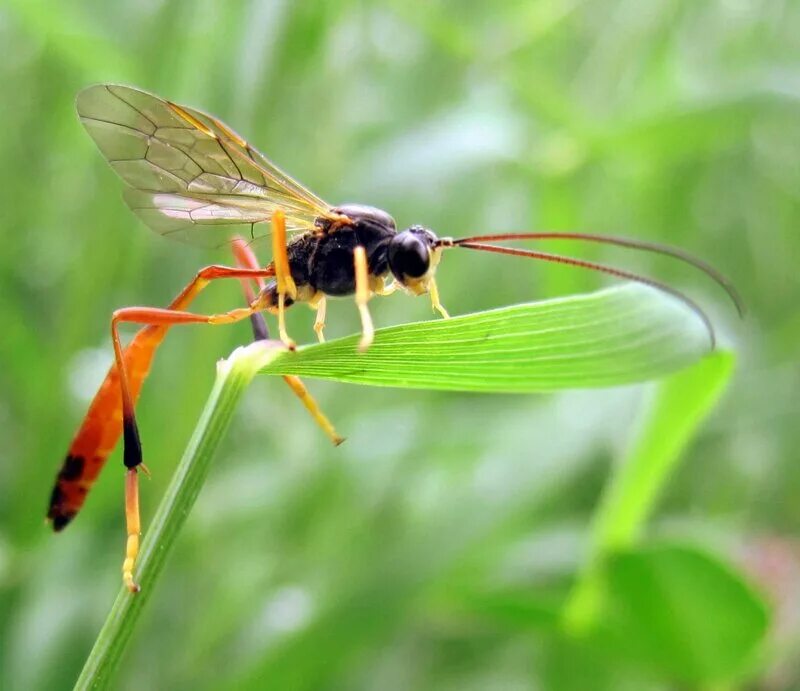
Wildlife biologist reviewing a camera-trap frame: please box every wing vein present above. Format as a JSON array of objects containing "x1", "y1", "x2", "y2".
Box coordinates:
[{"x1": 76, "y1": 83, "x2": 336, "y2": 251}]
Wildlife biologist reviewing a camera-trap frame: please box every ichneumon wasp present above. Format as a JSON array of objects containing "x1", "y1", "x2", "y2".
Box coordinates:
[{"x1": 48, "y1": 84, "x2": 742, "y2": 591}]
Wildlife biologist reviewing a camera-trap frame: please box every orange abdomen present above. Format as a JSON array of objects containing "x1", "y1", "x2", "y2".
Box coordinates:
[{"x1": 47, "y1": 325, "x2": 166, "y2": 530}]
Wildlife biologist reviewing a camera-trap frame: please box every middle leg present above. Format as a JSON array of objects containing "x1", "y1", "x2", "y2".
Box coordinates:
[{"x1": 230, "y1": 237, "x2": 344, "y2": 446}]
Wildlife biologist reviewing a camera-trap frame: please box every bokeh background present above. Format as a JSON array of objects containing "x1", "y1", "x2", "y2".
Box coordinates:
[{"x1": 1, "y1": 1, "x2": 799, "y2": 689}]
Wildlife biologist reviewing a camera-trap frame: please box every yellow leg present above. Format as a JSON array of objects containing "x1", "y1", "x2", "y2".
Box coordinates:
[
  {"x1": 428, "y1": 277, "x2": 450, "y2": 319},
  {"x1": 283, "y1": 375, "x2": 344, "y2": 445},
  {"x1": 208, "y1": 306, "x2": 261, "y2": 325},
  {"x1": 354, "y1": 246, "x2": 374, "y2": 352},
  {"x1": 277, "y1": 293, "x2": 295, "y2": 349},
  {"x1": 123, "y1": 468, "x2": 141, "y2": 592},
  {"x1": 313, "y1": 295, "x2": 327, "y2": 343},
  {"x1": 375, "y1": 279, "x2": 397, "y2": 297},
  {"x1": 271, "y1": 209, "x2": 297, "y2": 350},
  {"x1": 231, "y1": 237, "x2": 344, "y2": 447}
]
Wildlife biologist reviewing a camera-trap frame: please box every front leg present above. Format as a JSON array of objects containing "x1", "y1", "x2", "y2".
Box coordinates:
[{"x1": 428, "y1": 277, "x2": 450, "y2": 319}]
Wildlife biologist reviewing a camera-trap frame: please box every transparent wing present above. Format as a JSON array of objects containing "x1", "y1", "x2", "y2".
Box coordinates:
[{"x1": 76, "y1": 83, "x2": 336, "y2": 248}]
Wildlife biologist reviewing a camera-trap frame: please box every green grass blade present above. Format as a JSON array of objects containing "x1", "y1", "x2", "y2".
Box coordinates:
[
  {"x1": 74, "y1": 342, "x2": 283, "y2": 691},
  {"x1": 563, "y1": 351, "x2": 736, "y2": 634},
  {"x1": 602, "y1": 543, "x2": 769, "y2": 683},
  {"x1": 260, "y1": 284, "x2": 713, "y2": 391},
  {"x1": 594, "y1": 350, "x2": 735, "y2": 550}
]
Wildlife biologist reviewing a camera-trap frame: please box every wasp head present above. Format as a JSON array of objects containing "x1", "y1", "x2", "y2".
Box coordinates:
[{"x1": 387, "y1": 225, "x2": 444, "y2": 295}]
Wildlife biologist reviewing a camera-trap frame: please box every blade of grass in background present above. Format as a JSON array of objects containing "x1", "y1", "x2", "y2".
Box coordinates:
[
  {"x1": 563, "y1": 351, "x2": 736, "y2": 635},
  {"x1": 593, "y1": 351, "x2": 736, "y2": 550},
  {"x1": 559, "y1": 350, "x2": 767, "y2": 686},
  {"x1": 601, "y1": 543, "x2": 769, "y2": 683},
  {"x1": 432, "y1": 352, "x2": 766, "y2": 685}
]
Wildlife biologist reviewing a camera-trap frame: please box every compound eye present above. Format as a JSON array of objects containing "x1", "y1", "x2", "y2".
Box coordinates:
[{"x1": 389, "y1": 233, "x2": 430, "y2": 279}]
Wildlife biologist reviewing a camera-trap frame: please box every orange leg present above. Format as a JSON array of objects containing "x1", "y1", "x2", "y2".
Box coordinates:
[
  {"x1": 112, "y1": 297, "x2": 274, "y2": 591},
  {"x1": 48, "y1": 264, "x2": 277, "y2": 530},
  {"x1": 48, "y1": 264, "x2": 275, "y2": 590},
  {"x1": 230, "y1": 237, "x2": 344, "y2": 447},
  {"x1": 49, "y1": 216, "x2": 335, "y2": 591}
]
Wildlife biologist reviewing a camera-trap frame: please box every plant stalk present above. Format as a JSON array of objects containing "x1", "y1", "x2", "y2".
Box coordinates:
[{"x1": 74, "y1": 341, "x2": 283, "y2": 690}]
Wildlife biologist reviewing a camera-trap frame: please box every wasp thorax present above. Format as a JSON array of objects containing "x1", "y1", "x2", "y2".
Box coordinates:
[
  {"x1": 387, "y1": 226, "x2": 439, "y2": 292},
  {"x1": 331, "y1": 204, "x2": 397, "y2": 233}
]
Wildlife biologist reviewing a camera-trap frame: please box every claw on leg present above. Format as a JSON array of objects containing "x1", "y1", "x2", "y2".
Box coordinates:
[{"x1": 375, "y1": 279, "x2": 397, "y2": 297}]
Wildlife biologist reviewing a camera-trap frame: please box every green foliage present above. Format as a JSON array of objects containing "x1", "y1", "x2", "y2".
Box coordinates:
[
  {"x1": 76, "y1": 342, "x2": 282, "y2": 690},
  {"x1": 559, "y1": 352, "x2": 768, "y2": 686},
  {"x1": 261, "y1": 285, "x2": 711, "y2": 391},
  {"x1": 564, "y1": 351, "x2": 737, "y2": 634},
  {"x1": 602, "y1": 543, "x2": 768, "y2": 683},
  {"x1": 76, "y1": 287, "x2": 716, "y2": 688},
  {"x1": 593, "y1": 351, "x2": 736, "y2": 551},
  {"x1": 1, "y1": 1, "x2": 796, "y2": 689}
]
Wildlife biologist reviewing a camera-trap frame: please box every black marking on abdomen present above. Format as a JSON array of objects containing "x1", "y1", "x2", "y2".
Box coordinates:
[
  {"x1": 58, "y1": 454, "x2": 84, "y2": 481},
  {"x1": 47, "y1": 484, "x2": 75, "y2": 531}
]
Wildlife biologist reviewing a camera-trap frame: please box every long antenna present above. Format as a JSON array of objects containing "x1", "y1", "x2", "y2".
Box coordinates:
[
  {"x1": 451, "y1": 241, "x2": 718, "y2": 349},
  {"x1": 448, "y1": 231, "x2": 743, "y2": 317}
]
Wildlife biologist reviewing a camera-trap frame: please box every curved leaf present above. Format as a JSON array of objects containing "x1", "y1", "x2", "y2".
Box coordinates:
[{"x1": 260, "y1": 284, "x2": 713, "y2": 391}]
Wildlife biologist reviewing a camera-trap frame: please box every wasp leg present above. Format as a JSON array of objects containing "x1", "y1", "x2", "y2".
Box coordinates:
[
  {"x1": 231, "y1": 238, "x2": 344, "y2": 447},
  {"x1": 48, "y1": 261, "x2": 275, "y2": 592},
  {"x1": 428, "y1": 277, "x2": 450, "y2": 319},
  {"x1": 271, "y1": 209, "x2": 297, "y2": 350},
  {"x1": 311, "y1": 295, "x2": 327, "y2": 343},
  {"x1": 353, "y1": 246, "x2": 374, "y2": 352},
  {"x1": 231, "y1": 238, "x2": 270, "y2": 341},
  {"x1": 282, "y1": 375, "x2": 344, "y2": 445},
  {"x1": 110, "y1": 299, "x2": 263, "y2": 591},
  {"x1": 375, "y1": 279, "x2": 397, "y2": 297},
  {"x1": 48, "y1": 264, "x2": 278, "y2": 540}
]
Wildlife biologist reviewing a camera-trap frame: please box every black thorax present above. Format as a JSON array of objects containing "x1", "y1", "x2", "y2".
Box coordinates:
[{"x1": 291, "y1": 204, "x2": 397, "y2": 297}]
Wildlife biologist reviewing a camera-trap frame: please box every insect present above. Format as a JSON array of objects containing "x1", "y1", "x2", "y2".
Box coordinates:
[{"x1": 47, "y1": 84, "x2": 742, "y2": 593}]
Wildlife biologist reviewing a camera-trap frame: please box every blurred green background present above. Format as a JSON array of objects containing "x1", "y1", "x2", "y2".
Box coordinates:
[{"x1": 1, "y1": 1, "x2": 799, "y2": 689}]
